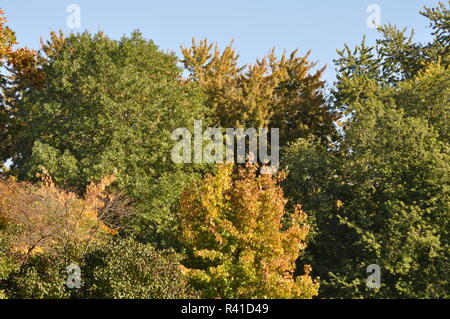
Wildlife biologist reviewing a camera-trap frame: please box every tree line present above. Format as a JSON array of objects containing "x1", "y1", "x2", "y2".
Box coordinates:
[{"x1": 0, "y1": 2, "x2": 448, "y2": 299}]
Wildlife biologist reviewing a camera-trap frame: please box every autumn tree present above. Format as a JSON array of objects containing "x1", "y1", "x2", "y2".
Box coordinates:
[
  {"x1": 0, "y1": 172, "x2": 119, "y2": 265},
  {"x1": 178, "y1": 163, "x2": 319, "y2": 299},
  {"x1": 0, "y1": 172, "x2": 193, "y2": 299},
  {"x1": 0, "y1": 9, "x2": 43, "y2": 169},
  {"x1": 181, "y1": 39, "x2": 338, "y2": 147},
  {"x1": 0, "y1": 171, "x2": 133, "y2": 298},
  {"x1": 0, "y1": 9, "x2": 42, "y2": 88}
]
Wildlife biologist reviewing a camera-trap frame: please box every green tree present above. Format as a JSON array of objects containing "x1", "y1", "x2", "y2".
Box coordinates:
[
  {"x1": 5, "y1": 238, "x2": 196, "y2": 299},
  {"x1": 333, "y1": 1, "x2": 450, "y2": 114},
  {"x1": 284, "y1": 64, "x2": 449, "y2": 298},
  {"x1": 0, "y1": 231, "x2": 17, "y2": 299},
  {"x1": 395, "y1": 62, "x2": 449, "y2": 143},
  {"x1": 3, "y1": 30, "x2": 207, "y2": 247},
  {"x1": 5, "y1": 253, "x2": 72, "y2": 299},
  {"x1": 283, "y1": 3, "x2": 450, "y2": 298}
]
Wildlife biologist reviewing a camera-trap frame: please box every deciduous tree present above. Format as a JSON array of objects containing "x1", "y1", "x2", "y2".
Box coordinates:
[
  {"x1": 179, "y1": 163, "x2": 319, "y2": 299},
  {"x1": 3, "y1": 30, "x2": 208, "y2": 247},
  {"x1": 181, "y1": 39, "x2": 337, "y2": 146}
]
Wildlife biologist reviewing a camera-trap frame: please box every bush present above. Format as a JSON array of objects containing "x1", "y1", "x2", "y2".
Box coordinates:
[
  {"x1": 0, "y1": 228, "x2": 18, "y2": 299},
  {"x1": 81, "y1": 238, "x2": 198, "y2": 299},
  {"x1": 6, "y1": 254, "x2": 72, "y2": 299}
]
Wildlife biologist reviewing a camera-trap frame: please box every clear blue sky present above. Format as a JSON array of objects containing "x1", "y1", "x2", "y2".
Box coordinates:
[{"x1": 1, "y1": 0, "x2": 443, "y2": 82}]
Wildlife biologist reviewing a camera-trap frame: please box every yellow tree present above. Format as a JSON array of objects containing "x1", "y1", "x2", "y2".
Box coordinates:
[
  {"x1": 0, "y1": 9, "x2": 42, "y2": 87},
  {"x1": 1, "y1": 9, "x2": 43, "y2": 166},
  {"x1": 181, "y1": 39, "x2": 338, "y2": 146},
  {"x1": 178, "y1": 163, "x2": 319, "y2": 299},
  {"x1": 0, "y1": 171, "x2": 122, "y2": 264}
]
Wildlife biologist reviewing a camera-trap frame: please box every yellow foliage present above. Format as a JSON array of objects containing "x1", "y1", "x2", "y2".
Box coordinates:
[
  {"x1": 0, "y1": 171, "x2": 117, "y2": 262},
  {"x1": 0, "y1": 9, "x2": 44, "y2": 88},
  {"x1": 179, "y1": 163, "x2": 319, "y2": 299},
  {"x1": 181, "y1": 39, "x2": 337, "y2": 146}
]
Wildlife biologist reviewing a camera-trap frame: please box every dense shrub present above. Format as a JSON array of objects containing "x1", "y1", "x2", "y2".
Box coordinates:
[{"x1": 81, "y1": 239, "x2": 198, "y2": 299}]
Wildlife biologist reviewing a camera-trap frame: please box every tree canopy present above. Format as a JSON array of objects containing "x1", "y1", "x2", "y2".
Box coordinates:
[{"x1": 0, "y1": 2, "x2": 448, "y2": 300}]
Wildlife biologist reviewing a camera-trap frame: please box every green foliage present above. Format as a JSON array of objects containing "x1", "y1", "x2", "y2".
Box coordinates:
[
  {"x1": 4, "y1": 238, "x2": 197, "y2": 299},
  {"x1": 81, "y1": 238, "x2": 197, "y2": 299},
  {"x1": 0, "y1": 231, "x2": 17, "y2": 299},
  {"x1": 282, "y1": 3, "x2": 450, "y2": 298},
  {"x1": 6, "y1": 253, "x2": 72, "y2": 299},
  {"x1": 421, "y1": 1, "x2": 450, "y2": 50},
  {"x1": 395, "y1": 62, "x2": 450, "y2": 143},
  {"x1": 334, "y1": 1, "x2": 450, "y2": 112},
  {"x1": 284, "y1": 60, "x2": 449, "y2": 300},
  {"x1": 4, "y1": 30, "x2": 208, "y2": 246}
]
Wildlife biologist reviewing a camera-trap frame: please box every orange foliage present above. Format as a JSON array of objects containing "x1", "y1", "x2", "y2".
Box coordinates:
[
  {"x1": 0, "y1": 8, "x2": 44, "y2": 88},
  {"x1": 0, "y1": 170, "x2": 117, "y2": 262}
]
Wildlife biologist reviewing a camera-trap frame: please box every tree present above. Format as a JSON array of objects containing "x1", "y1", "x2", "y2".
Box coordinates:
[
  {"x1": 284, "y1": 63, "x2": 449, "y2": 299},
  {"x1": 282, "y1": 3, "x2": 450, "y2": 298},
  {"x1": 0, "y1": 9, "x2": 43, "y2": 169},
  {"x1": 178, "y1": 163, "x2": 319, "y2": 299},
  {"x1": 0, "y1": 172, "x2": 118, "y2": 265},
  {"x1": 5, "y1": 253, "x2": 72, "y2": 299},
  {"x1": 422, "y1": 1, "x2": 450, "y2": 59},
  {"x1": 395, "y1": 62, "x2": 449, "y2": 143},
  {"x1": 5, "y1": 237, "x2": 197, "y2": 299},
  {"x1": 0, "y1": 9, "x2": 42, "y2": 88},
  {"x1": 333, "y1": 1, "x2": 450, "y2": 113},
  {"x1": 181, "y1": 39, "x2": 337, "y2": 147},
  {"x1": 0, "y1": 172, "x2": 131, "y2": 299},
  {"x1": 0, "y1": 230, "x2": 16, "y2": 299},
  {"x1": 3, "y1": 30, "x2": 208, "y2": 247}
]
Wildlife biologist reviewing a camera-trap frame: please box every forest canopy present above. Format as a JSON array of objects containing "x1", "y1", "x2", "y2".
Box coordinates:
[{"x1": 0, "y1": 2, "x2": 449, "y2": 299}]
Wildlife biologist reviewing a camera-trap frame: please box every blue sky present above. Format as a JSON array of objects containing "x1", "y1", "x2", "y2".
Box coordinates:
[{"x1": 1, "y1": 0, "x2": 443, "y2": 82}]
